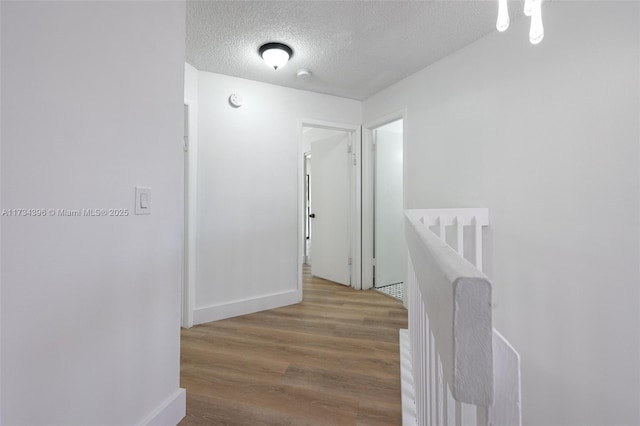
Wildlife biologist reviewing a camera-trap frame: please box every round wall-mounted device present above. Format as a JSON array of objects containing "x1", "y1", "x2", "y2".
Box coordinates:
[{"x1": 229, "y1": 93, "x2": 243, "y2": 108}]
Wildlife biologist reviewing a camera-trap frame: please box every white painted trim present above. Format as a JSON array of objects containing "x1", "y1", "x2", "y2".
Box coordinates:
[
  {"x1": 491, "y1": 330, "x2": 522, "y2": 426},
  {"x1": 361, "y1": 127, "x2": 374, "y2": 290},
  {"x1": 302, "y1": 153, "x2": 311, "y2": 265},
  {"x1": 362, "y1": 110, "x2": 407, "y2": 294},
  {"x1": 297, "y1": 121, "x2": 305, "y2": 302},
  {"x1": 182, "y1": 99, "x2": 197, "y2": 329},
  {"x1": 0, "y1": 2, "x2": 3, "y2": 417},
  {"x1": 140, "y1": 388, "x2": 186, "y2": 426},
  {"x1": 400, "y1": 329, "x2": 418, "y2": 426},
  {"x1": 351, "y1": 126, "x2": 363, "y2": 290},
  {"x1": 298, "y1": 119, "x2": 363, "y2": 294},
  {"x1": 193, "y1": 290, "x2": 299, "y2": 325}
]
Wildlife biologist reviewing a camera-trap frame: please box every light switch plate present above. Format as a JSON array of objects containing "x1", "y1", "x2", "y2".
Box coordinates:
[{"x1": 135, "y1": 187, "x2": 151, "y2": 215}]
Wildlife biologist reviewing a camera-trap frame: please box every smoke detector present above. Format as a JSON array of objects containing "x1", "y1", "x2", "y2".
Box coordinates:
[{"x1": 296, "y1": 69, "x2": 312, "y2": 80}]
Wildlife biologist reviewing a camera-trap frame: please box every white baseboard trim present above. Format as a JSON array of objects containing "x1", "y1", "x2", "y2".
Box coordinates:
[
  {"x1": 400, "y1": 329, "x2": 417, "y2": 426},
  {"x1": 141, "y1": 388, "x2": 186, "y2": 426},
  {"x1": 194, "y1": 289, "x2": 299, "y2": 325}
]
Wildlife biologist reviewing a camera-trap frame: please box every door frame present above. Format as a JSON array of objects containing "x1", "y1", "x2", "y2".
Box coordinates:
[
  {"x1": 362, "y1": 110, "x2": 407, "y2": 291},
  {"x1": 182, "y1": 99, "x2": 197, "y2": 328},
  {"x1": 303, "y1": 153, "x2": 311, "y2": 265},
  {"x1": 298, "y1": 119, "x2": 362, "y2": 300}
]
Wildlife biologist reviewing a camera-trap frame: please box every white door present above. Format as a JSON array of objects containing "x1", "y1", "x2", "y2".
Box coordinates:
[
  {"x1": 374, "y1": 125, "x2": 404, "y2": 288},
  {"x1": 310, "y1": 132, "x2": 351, "y2": 286}
]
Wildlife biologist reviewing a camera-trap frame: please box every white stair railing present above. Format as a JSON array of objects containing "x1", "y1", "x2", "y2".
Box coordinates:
[{"x1": 401, "y1": 208, "x2": 521, "y2": 426}]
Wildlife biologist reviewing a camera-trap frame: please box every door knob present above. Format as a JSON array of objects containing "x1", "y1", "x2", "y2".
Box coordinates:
[{"x1": 309, "y1": 213, "x2": 316, "y2": 218}]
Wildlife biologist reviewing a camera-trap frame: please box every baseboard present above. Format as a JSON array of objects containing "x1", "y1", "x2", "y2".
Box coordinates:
[
  {"x1": 400, "y1": 329, "x2": 417, "y2": 426},
  {"x1": 194, "y1": 289, "x2": 299, "y2": 325},
  {"x1": 141, "y1": 388, "x2": 186, "y2": 426}
]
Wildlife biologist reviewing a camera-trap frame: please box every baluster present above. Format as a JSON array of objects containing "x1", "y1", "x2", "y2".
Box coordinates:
[
  {"x1": 409, "y1": 273, "x2": 417, "y2": 423},
  {"x1": 436, "y1": 355, "x2": 443, "y2": 426},
  {"x1": 474, "y1": 216, "x2": 483, "y2": 272},
  {"x1": 407, "y1": 255, "x2": 416, "y2": 366},
  {"x1": 442, "y1": 381, "x2": 449, "y2": 426},
  {"x1": 456, "y1": 216, "x2": 464, "y2": 257},
  {"x1": 424, "y1": 323, "x2": 429, "y2": 425},
  {"x1": 464, "y1": 402, "x2": 478, "y2": 425},
  {"x1": 445, "y1": 383, "x2": 455, "y2": 426},
  {"x1": 423, "y1": 308, "x2": 429, "y2": 425},
  {"x1": 414, "y1": 287, "x2": 420, "y2": 423},
  {"x1": 415, "y1": 292, "x2": 425, "y2": 419},
  {"x1": 477, "y1": 405, "x2": 489, "y2": 426},
  {"x1": 419, "y1": 302, "x2": 425, "y2": 424},
  {"x1": 430, "y1": 331, "x2": 436, "y2": 425},
  {"x1": 454, "y1": 401, "x2": 478, "y2": 426},
  {"x1": 438, "y1": 215, "x2": 446, "y2": 241}
]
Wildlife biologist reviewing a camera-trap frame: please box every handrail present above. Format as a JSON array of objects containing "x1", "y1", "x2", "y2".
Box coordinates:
[
  {"x1": 401, "y1": 208, "x2": 521, "y2": 426},
  {"x1": 405, "y1": 209, "x2": 494, "y2": 404}
]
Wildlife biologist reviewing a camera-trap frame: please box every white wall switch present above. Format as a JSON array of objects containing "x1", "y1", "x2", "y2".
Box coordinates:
[
  {"x1": 140, "y1": 192, "x2": 149, "y2": 209},
  {"x1": 135, "y1": 187, "x2": 151, "y2": 215}
]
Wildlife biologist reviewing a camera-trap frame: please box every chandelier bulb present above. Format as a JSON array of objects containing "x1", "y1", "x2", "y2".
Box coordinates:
[
  {"x1": 496, "y1": 0, "x2": 510, "y2": 32},
  {"x1": 529, "y1": 0, "x2": 544, "y2": 45},
  {"x1": 524, "y1": 0, "x2": 534, "y2": 17}
]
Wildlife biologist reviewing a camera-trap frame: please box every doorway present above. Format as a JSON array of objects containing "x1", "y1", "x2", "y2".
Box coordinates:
[
  {"x1": 372, "y1": 120, "x2": 404, "y2": 297},
  {"x1": 362, "y1": 114, "x2": 405, "y2": 302},
  {"x1": 298, "y1": 120, "x2": 362, "y2": 298}
]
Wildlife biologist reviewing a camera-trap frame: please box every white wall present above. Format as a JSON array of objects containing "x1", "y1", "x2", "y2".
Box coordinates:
[
  {"x1": 191, "y1": 70, "x2": 361, "y2": 324},
  {"x1": 1, "y1": 2, "x2": 186, "y2": 424},
  {"x1": 363, "y1": 2, "x2": 639, "y2": 425}
]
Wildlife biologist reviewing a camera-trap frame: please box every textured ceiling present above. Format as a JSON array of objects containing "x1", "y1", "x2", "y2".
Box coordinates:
[{"x1": 186, "y1": 1, "x2": 507, "y2": 101}]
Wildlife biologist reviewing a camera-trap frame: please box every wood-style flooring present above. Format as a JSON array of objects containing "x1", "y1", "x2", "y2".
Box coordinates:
[{"x1": 179, "y1": 267, "x2": 408, "y2": 425}]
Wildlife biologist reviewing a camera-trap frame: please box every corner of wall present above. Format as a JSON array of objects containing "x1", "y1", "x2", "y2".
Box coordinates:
[{"x1": 140, "y1": 389, "x2": 186, "y2": 426}]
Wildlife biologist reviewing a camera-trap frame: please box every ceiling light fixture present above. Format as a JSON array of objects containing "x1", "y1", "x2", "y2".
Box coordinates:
[
  {"x1": 259, "y1": 42, "x2": 293, "y2": 70},
  {"x1": 497, "y1": 0, "x2": 545, "y2": 44}
]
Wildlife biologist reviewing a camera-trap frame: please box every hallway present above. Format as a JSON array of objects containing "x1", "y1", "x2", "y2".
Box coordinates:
[{"x1": 179, "y1": 267, "x2": 408, "y2": 425}]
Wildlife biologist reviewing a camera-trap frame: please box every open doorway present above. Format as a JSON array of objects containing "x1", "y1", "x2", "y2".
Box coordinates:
[
  {"x1": 298, "y1": 121, "x2": 362, "y2": 299},
  {"x1": 362, "y1": 115, "x2": 405, "y2": 302},
  {"x1": 372, "y1": 120, "x2": 404, "y2": 298}
]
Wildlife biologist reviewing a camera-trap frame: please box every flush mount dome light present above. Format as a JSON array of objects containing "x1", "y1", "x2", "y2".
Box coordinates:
[{"x1": 259, "y1": 42, "x2": 293, "y2": 70}]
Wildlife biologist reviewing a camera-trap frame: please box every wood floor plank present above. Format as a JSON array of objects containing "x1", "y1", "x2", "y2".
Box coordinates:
[{"x1": 180, "y1": 267, "x2": 407, "y2": 425}]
